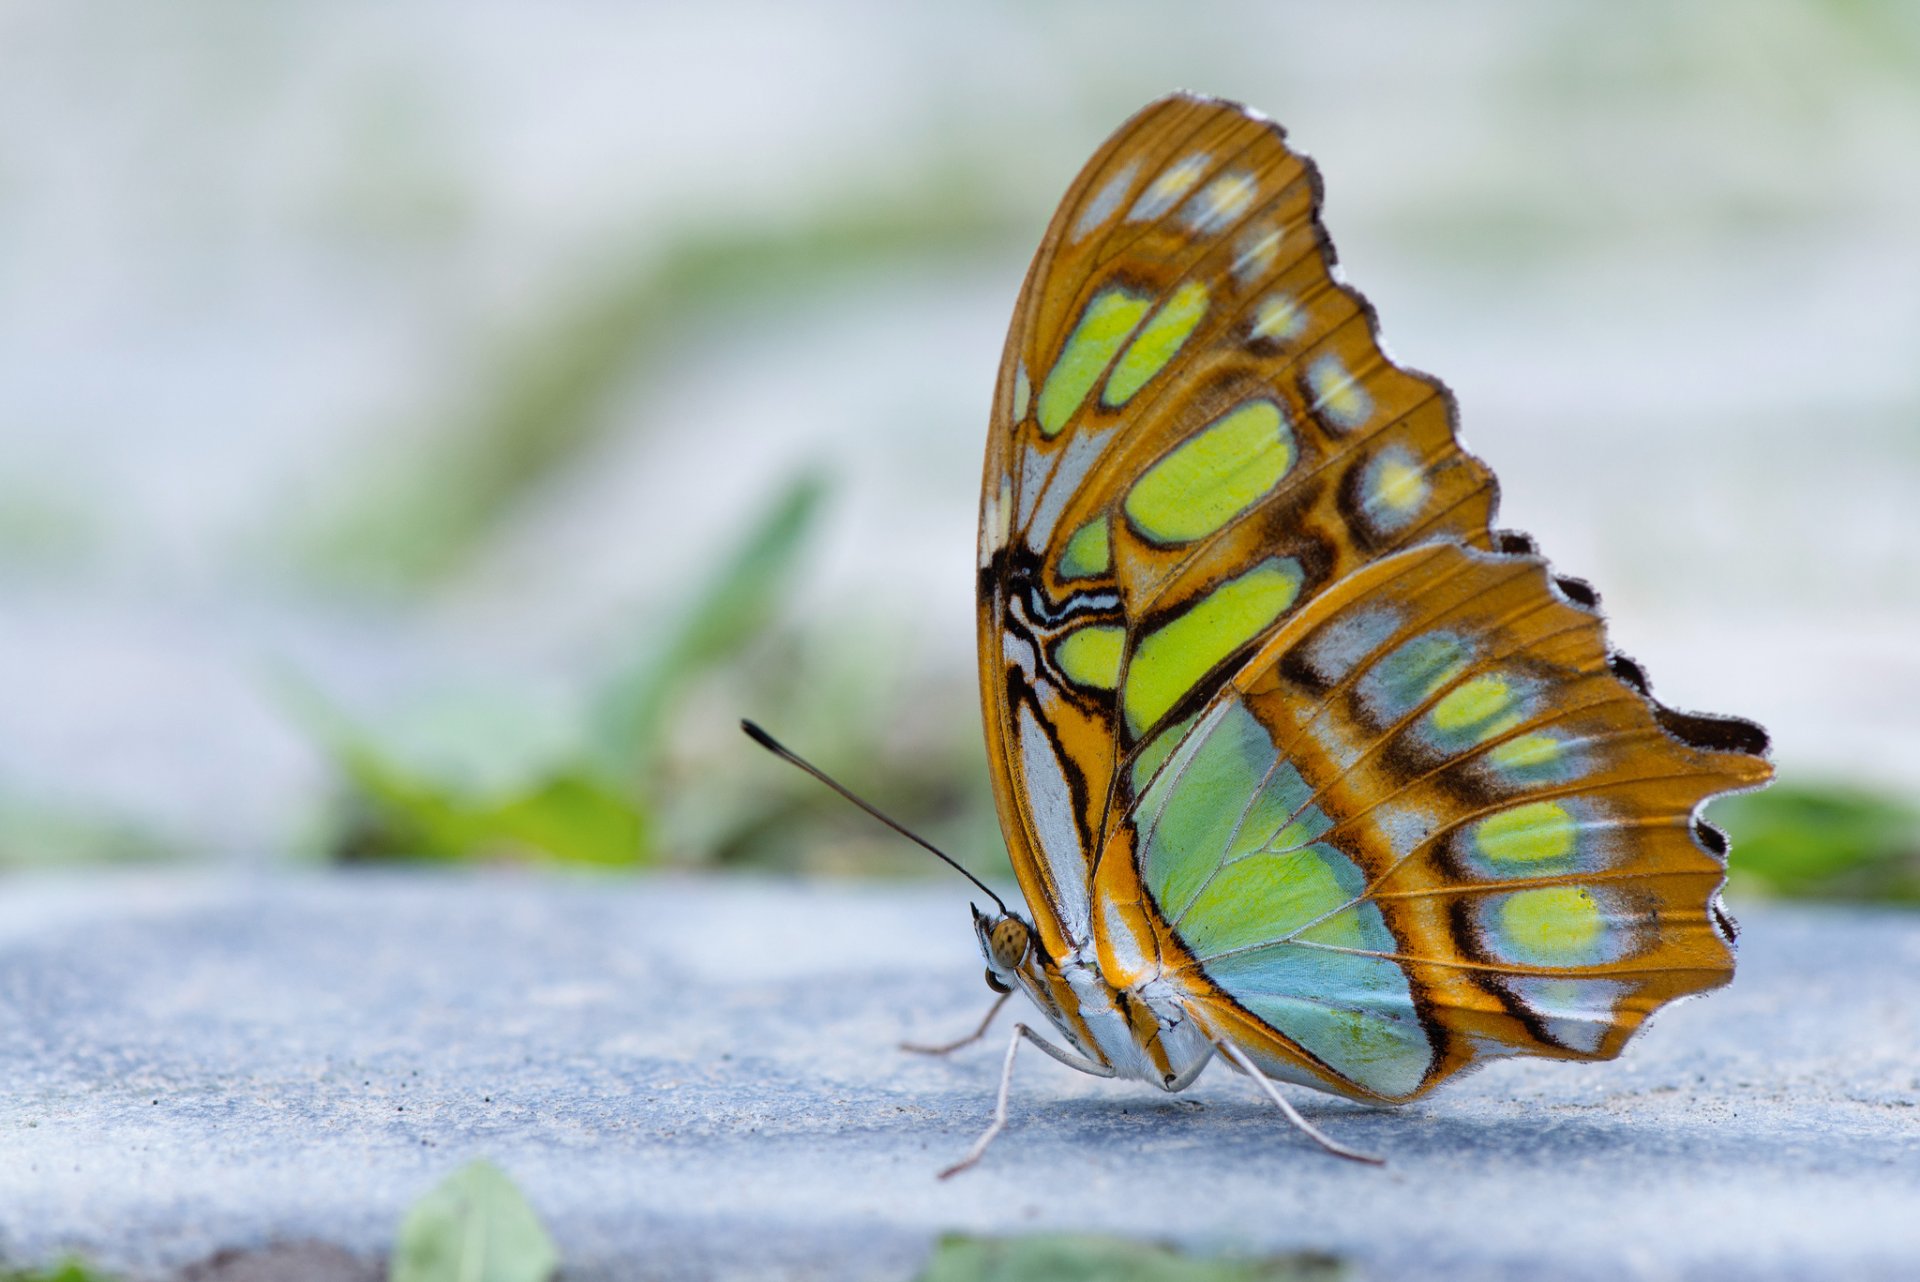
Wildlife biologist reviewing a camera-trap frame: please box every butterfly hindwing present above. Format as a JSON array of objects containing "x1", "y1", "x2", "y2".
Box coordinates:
[{"x1": 1098, "y1": 541, "x2": 1768, "y2": 1100}]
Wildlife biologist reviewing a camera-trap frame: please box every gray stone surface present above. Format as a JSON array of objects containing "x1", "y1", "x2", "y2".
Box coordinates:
[{"x1": 0, "y1": 873, "x2": 1915, "y2": 1281}]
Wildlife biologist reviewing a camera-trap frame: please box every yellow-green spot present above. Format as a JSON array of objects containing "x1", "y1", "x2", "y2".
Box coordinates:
[
  {"x1": 1011, "y1": 362, "x2": 1031, "y2": 423},
  {"x1": 1124, "y1": 557, "x2": 1304, "y2": 736},
  {"x1": 1129, "y1": 711, "x2": 1199, "y2": 795},
  {"x1": 1036, "y1": 288, "x2": 1152, "y2": 437},
  {"x1": 1054, "y1": 625, "x2": 1126, "y2": 691},
  {"x1": 1432, "y1": 675, "x2": 1515, "y2": 733},
  {"x1": 1496, "y1": 885, "x2": 1604, "y2": 965},
  {"x1": 1475, "y1": 801, "x2": 1578, "y2": 867},
  {"x1": 1058, "y1": 517, "x2": 1111, "y2": 579},
  {"x1": 1103, "y1": 281, "x2": 1211, "y2": 408},
  {"x1": 1428, "y1": 673, "x2": 1523, "y2": 748},
  {"x1": 1489, "y1": 732, "x2": 1562, "y2": 773},
  {"x1": 1123, "y1": 400, "x2": 1294, "y2": 546}
]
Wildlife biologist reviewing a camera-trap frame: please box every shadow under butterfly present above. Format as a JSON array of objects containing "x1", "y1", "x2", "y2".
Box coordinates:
[{"x1": 746, "y1": 90, "x2": 1771, "y2": 1178}]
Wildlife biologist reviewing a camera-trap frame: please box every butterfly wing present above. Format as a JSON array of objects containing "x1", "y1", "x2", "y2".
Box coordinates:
[
  {"x1": 979, "y1": 92, "x2": 1771, "y2": 1097},
  {"x1": 1099, "y1": 539, "x2": 1769, "y2": 1101},
  {"x1": 979, "y1": 92, "x2": 1496, "y2": 960}
]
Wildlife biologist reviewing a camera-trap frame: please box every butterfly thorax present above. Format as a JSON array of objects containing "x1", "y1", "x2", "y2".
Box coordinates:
[{"x1": 973, "y1": 905, "x2": 1214, "y2": 1089}]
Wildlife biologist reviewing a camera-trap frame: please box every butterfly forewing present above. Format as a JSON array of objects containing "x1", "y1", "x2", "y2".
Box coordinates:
[
  {"x1": 979, "y1": 92, "x2": 1770, "y2": 1097},
  {"x1": 980, "y1": 93, "x2": 1496, "y2": 955}
]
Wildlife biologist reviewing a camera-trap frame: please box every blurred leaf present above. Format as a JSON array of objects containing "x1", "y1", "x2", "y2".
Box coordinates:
[
  {"x1": 391, "y1": 1160, "x2": 557, "y2": 1282},
  {"x1": 1718, "y1": 780, "x2": 1920, "y2": 904},
  {"x1": 0, "y1": 1263, "x2": 118, "y2": 1282},
  {"x1": 917, "y1": 1234, "x2": 1347, "y2": 1282},
  {"x1": 295, "y1": 174, "x2": 1008, "y2": 591},
  {"x1": 0, "y1": 482, "x2": 99, "y2": 570},
  {"x1": 592, "y1": 471, "x2": 827, "y2": 779},
  {"x1": 0, "y1": 799, "x2": 177, "y2": 868},
  {"x1": 283, "y1": 676, "x2": 648, "y2": 868}
]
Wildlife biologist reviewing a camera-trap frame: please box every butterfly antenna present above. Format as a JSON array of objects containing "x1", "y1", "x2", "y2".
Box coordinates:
[{"x1": 740, "y1": 719, "x2": 1009, "y2": 915}]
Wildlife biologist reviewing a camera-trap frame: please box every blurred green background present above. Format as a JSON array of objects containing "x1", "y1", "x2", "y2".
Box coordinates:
[{"x1": 2, "y1": 1, "x2": 1916, "y2": 905}]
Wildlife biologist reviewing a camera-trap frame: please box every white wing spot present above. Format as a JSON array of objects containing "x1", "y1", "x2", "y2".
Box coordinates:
[
  {"x1": 1250, "y1": 293, "x2": 1307, "y2": 343},
  {"x1": 1128, "y1": 153, "x2": 1210, "y2": 222},
  {"x1": 1071, "y1": 161, "x2": 1139, "y2": 242},
  {"x1": 1307, "y1": 355, "x2": 1372, "y2": 431},
  {"x1": 1017, "y1": 702, "x2": 1092, "y2": 941},
  {"x1": 1232, "y1": 223, "x2": 1283, "y2": 285},
  {"x1": 1182, "y1": 170, "x2": 1257, "y2": 234}
]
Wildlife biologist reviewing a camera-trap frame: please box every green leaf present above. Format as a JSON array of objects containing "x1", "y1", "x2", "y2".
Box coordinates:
[
  {"x1": 1717, "y1": 780, "x2": 1920, "y2": 905},
  {"x1": 279, "y1": 675, "x2": 650, "y2": 867},
  {"x1": 592, "y1": 471, "x2": 828, "y2": 778},
  {"x1": 391, "y1": 1160, "x2": 558, "y2": 1282},
  {"x1": 916, "y1": 1234, "x2": 1348, "y2": 1282},
  {"x1": 0, "y1": 1263, "x2": 117, "y2": 1282}
]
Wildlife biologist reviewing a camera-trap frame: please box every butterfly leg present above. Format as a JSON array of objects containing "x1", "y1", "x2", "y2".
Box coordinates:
[
  {"x1": 1214, "y1": 1038, "x2": 1385, "y2": 1166},
  {"x1": 901, "y1": 991, "x2": 1011, "y2": 1056},
  {"x1": 937, "y1": 1022, "x2": 1113, "y2": 1180}
]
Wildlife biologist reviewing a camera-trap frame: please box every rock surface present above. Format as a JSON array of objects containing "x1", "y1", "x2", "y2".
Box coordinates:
[{"x1": 0, "y1": 873, "x2": 1915, "y2": 1281}]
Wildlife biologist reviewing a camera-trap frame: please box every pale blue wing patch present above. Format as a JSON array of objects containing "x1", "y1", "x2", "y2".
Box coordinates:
[
  {"x1": 1131, "y1": 698, "x2": 1434, "y2": 1098},
  {"x1": 1024, "y1": 426, "x2": 1117, "y2": 552},
  {"x1": 1016, "y1": 702, "x2": 1092, "y2": 940},
  {"x1": 1356, "y1": 631, "x2": 1470, "y2": 724},
  {"x1": 1071, "y1": 160, "x2": 1140, "y2": 242},
  {"x1": 1500, "y1": 975, "x2": 1632, "y2": 1055},
  {"x1": 1128, "y1": 152, "x2": 1210, "y2": 222},
  {"x1": 1207, "y1": 939, "x2": 1432, "y2": 1100},
  {"x1": 1294, "y1": 604, "x2": 1403, "y2": 692}
]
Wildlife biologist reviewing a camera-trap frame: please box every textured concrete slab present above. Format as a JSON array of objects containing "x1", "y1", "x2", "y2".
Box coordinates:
[{"x1": 0, "y1": 873, "x2": 1915, "y2": 1281}]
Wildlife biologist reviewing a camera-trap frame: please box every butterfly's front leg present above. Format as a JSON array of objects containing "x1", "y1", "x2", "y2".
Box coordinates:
[
  {"x1": 937, "y1": 1021, "x2": 1114, "y2": 1180},
  {"x1": 900, "y1": 990, "x2": 1011, "y2": 1056}
]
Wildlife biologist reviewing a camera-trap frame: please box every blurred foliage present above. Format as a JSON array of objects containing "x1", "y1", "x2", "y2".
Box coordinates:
[
  {"x1": 0, "y1": 800, "x2": 177, "y2": 870},
  {"x1": 391, "y1": 1160, "x2": 557, "y2": 1282},
  {"x1": 296, "y1": 174, "x2": 1014, "y2": 593},
  {"x1": 1718, "y1": 780, "x2": 1920, "y2": 905},
  {"x1": 294, "y1": 474, "x2": 827, "y2": 868},
  {"x1": 0, "y1": 483, "x2": 98, "y2": 570},
  {"x1": 0, "y1": 1265, "x2": 114, "y2": 1282},
  {"x1": 591, "y1": 473, "x2": 828, "y2": 779},
  {"x1": 917, "y1": 1235, "x2": 1347, "y2": 1282}
]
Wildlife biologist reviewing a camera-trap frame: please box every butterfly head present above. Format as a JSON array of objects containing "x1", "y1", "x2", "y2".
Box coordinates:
[{"x1": 971, "y1": 903, "x2": 1036, "y2": 995}]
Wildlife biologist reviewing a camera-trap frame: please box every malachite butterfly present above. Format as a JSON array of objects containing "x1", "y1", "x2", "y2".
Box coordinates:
[{"x1": 753, "y1": 91, "x2": 1771, "y2": 1176}]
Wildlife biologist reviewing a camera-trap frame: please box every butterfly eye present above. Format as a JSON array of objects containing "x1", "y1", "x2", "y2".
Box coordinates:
[
  {"x1": 988, "y1": 918, "x2": 1031, "y2": 969},
  {"x1": 984, "y1": 969, "x2": 1013, "y2": 995}
]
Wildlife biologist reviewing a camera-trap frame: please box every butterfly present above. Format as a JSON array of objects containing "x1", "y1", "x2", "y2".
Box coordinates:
[{"x1": 750, "y1": 90, "x2": 1771, "y2": 1177}]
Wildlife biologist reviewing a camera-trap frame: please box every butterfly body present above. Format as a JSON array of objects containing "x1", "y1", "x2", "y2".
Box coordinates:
[
  {"x1": 977, "y1": 904, "x2": 1216, "y2": 1090},
  {"x1": 965, "y1": 91, "x2": 1771, "y2": 1119}
]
